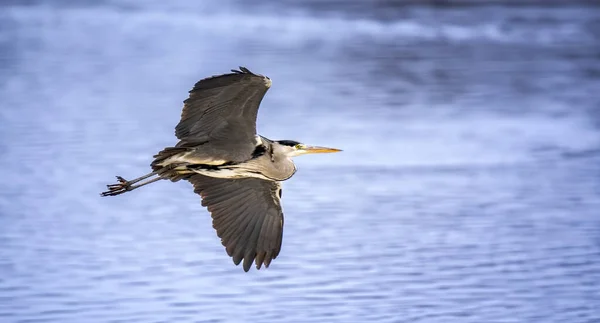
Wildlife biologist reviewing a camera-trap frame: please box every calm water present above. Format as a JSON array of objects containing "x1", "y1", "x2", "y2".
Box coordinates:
[{"x1": 1, "y1": 1, "x2": 600, "y2": 322}]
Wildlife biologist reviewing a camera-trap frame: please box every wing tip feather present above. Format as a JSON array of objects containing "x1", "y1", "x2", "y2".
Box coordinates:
[{"x1": 231, "y1": 66, "x2": 253, "y2": 74}]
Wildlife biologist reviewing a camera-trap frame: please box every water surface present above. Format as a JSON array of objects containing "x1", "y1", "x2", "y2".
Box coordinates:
[{"x1": 1, "y1": 1, "x2": 599, "y2": 322}]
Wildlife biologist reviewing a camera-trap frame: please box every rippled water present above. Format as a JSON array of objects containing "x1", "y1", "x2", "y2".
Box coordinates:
[{"x1": 1, "y1": 1, "x2": 599, "y2": 322}]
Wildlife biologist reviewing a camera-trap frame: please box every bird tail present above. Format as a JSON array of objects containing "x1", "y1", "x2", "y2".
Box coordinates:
[
  {"x1": 151, "y1": 147, "x2": 193, "y2": 182},
  {"x1": 151, "y1": 147, "x2": 188, "y2": 170}
]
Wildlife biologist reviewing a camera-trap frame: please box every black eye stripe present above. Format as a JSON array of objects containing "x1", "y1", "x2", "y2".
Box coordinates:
[{"x1": 277, "y1": 140, "x2": 301, "y2": 147}]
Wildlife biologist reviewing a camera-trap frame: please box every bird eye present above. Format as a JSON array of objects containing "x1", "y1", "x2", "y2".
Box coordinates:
[{"x1": 295, "y1": 144, "x2": 303, "y2": 149}]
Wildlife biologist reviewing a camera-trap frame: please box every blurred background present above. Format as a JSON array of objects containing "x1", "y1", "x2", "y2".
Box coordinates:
[{"x1": 1, "y1": 0, "x2": 599, "y2": 322}]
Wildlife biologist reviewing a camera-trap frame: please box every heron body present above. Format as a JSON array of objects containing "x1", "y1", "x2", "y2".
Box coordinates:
[
  {"x1": 101, "y1": 67, "x2": 341, "y2": 272},
  {"x1": 154, "y1": 136, "x2": 298, "y2": 181}
]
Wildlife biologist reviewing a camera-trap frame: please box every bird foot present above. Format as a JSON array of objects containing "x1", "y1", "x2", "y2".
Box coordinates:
[{"x1": 100, "y1": 176, "x2": 131, "y2": 197}]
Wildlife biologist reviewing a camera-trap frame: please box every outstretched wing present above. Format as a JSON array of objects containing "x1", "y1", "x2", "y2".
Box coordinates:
[
  {"x1": 175, "y1": 67, "x2": 272, "y2": 162},
  {"x1": 187, "y1": 175, "x2": 284, "y2": 272}
]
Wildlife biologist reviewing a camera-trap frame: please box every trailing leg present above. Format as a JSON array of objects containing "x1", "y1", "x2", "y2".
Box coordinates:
[{"x1": 100, "y1": 171, "x2": 162, "y2": 197}]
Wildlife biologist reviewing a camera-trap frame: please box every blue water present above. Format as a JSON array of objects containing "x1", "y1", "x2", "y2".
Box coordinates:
[{"x1": 1, "y1": 1, "x2": 600, "y2": 322}]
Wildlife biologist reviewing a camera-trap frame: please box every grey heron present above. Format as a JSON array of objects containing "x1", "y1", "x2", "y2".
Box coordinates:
[{"x1": 101, "y1": 67, "x2": 341, "y2": 272}]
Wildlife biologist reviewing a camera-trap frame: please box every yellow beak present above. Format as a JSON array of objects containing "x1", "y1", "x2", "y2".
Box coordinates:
[{"x1": 302, "y1": 145, "x2": 342, "y2": 154}]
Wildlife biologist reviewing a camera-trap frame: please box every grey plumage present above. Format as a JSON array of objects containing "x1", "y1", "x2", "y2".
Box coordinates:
[
  {"x1": 174, "y1": 67, "x2": 271, "y2": 162},
  {"x1": 188, "y1": 176, "x2": 283, "y2": 272},
  {"x1": 101, "y1": 67, "x2": 340, "y2": 272}
]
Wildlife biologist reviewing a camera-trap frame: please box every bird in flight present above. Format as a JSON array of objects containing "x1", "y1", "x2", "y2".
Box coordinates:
[{"x1": 101, "y1": 67, "x2": 341, "y2": 272}]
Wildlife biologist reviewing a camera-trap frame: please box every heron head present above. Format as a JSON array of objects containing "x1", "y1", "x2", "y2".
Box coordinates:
[{"x1": 276, "y1": 140, "x2": 342, "y2": 157}]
